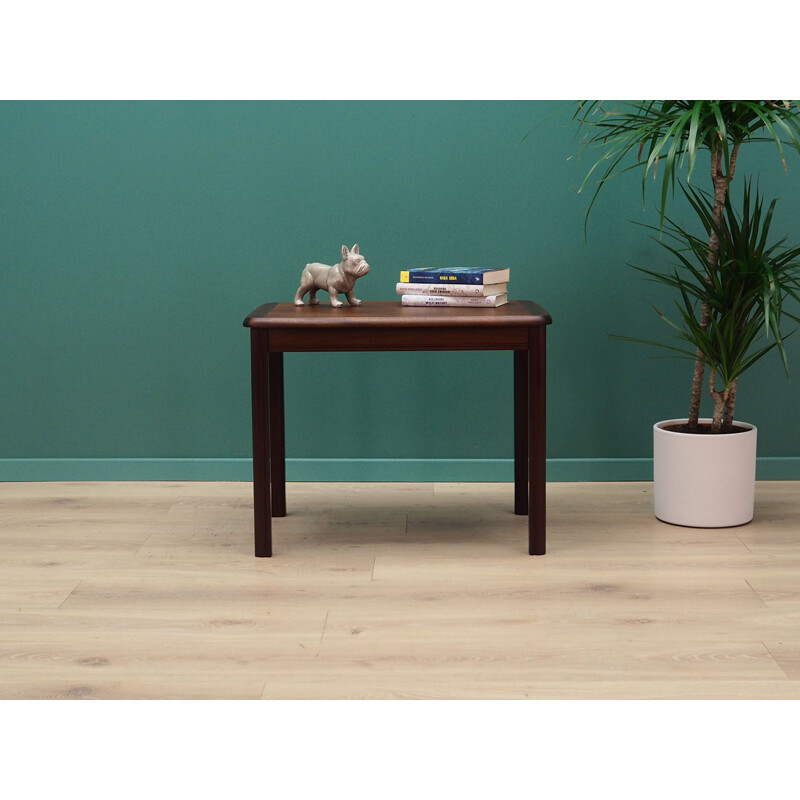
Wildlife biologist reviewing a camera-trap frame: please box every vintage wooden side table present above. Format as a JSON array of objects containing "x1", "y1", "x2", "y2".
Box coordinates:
[{"x1": 243, "y1": 300, "x2": 552, "y2": 557}]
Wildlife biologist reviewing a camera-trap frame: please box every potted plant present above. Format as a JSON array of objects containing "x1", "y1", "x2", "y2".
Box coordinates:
[
  {"x1": 573, "y1": 101, "x2": 800, "y2": 526},
  {"x1": 631, "y1": 181, "x2": 800, "y2": 525}
]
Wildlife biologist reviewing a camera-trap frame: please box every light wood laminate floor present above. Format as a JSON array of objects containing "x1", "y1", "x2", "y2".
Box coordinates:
[{"x1": 1, "y1": 480, "x2": 799, "y2": 700}]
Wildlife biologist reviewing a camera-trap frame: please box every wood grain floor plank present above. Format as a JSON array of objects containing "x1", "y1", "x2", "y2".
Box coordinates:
[
  {"x1": 259, "y1": 673, "x2": 800, "y2": 700},
  {"x1": 0, "y1": 676, "x2": 265, "y2": 700},
  {"x1": 763, "y1": 641, "x2": 800, "y2": 679},
  {"x1": 2, "y1": 480, "x2": 799, "y2": 699},
  {"x1": 0, "y1": 576, "x2": 83, "y2": 611}
]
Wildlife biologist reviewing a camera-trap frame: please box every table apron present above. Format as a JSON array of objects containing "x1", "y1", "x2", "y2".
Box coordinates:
[{"x1": 266, "y1": 325, "x2": 531, "y2": 352}]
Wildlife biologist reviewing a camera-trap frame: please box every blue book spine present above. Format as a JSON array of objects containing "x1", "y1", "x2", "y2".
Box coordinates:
[{"x1": 399, "y1": 267, "x2": 504, "y2": 285}]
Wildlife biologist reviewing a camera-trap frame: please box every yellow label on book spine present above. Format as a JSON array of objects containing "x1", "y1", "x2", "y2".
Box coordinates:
[{"x1": 400, "y1": 271, "x2": 409, "y2": 283}]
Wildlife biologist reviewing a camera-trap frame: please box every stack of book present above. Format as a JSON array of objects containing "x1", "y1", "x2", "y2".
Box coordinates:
[{"x1": 396, "y1": 267, "x2": 510, "y2": 307}]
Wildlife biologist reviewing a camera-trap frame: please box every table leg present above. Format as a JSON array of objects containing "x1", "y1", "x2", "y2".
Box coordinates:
[
  {"x1": 528, "y1": 326, "x2": 546, "y2": 555},
  {"x1": 269, "y1": 352, "x2": 286, "y2": 517},
  {"x1": 250, "y1": 329, "x2": 272, "y2": 557},
  {"x1": 513, "y1": 350, "x2": 528, "y2": 515}
]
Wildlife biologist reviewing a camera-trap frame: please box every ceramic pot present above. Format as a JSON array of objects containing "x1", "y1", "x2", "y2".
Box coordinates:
[{"x1": 653, "y1": 418, "x2": 757, "y2": 528}]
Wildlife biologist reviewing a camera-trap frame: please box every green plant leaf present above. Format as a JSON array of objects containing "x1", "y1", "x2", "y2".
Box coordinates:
[{"x1": 621, "y1": 179, "x2": 800, "y2": 385}]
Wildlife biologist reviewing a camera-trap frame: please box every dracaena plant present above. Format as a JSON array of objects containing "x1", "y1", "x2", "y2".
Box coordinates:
[
  {"x1": 620, "y1": 182, "x2": 800, "y2": 432},
  {"x1": 573, "y1": 100, "x2": 800, "y2": 431}
]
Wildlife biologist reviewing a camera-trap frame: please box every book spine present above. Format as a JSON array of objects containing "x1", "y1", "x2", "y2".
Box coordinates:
[
  {"x1": 400, "y1": 294, "x2": 508, "y2": 307},
  {"x1": 400, "y1": 270, "x2": 484, "y2": 284},
  {"x1": 396, "y1": 282, "x2": 504, "y2": 297}
]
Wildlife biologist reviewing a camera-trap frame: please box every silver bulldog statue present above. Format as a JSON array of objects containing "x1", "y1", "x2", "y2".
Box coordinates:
[{"x1": 294, "y1": 244, "x2": 370, "y2": 307}]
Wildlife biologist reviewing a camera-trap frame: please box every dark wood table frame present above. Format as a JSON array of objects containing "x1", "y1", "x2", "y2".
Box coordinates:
[{"x1": 243, "y1": 300, "x2": 552, "y2": 557}]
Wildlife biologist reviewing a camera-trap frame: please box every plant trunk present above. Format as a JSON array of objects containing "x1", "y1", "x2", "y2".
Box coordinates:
[
  {"x1": 688, "y1": 325, "x2": 708, "y2": 430},
  {"x1": 687, "y1": 141, "x2": 741, "y2": 431},
  {"x1": 709, "y1": 368, "x2": 729, "y2": 433},
  {"x1": 722, "y1": 378, "x2": 738, "y2": 431}
]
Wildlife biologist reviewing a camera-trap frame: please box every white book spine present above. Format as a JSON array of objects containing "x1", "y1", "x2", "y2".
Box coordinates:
[
  {"x1": 400, "y1": 293, "x2": 508, "y2": 307},
  {"x1": 396, "y1": 282, "x2": 507, "y2": 297}
]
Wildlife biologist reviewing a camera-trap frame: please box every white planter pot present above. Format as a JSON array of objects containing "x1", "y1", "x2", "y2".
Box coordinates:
[{"x1": 653, "y1": 418, "x2": 757, "y2": 528}]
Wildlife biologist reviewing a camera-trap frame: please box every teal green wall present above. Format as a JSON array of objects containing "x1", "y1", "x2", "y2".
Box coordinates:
[{"x1": 2, "y1": 101, "x2": 800, "y2": 480}]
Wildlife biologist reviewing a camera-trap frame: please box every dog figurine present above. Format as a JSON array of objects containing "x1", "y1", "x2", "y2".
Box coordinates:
[{"x1": 294, "y1": 244, "x2": 370, "y2": 308}]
